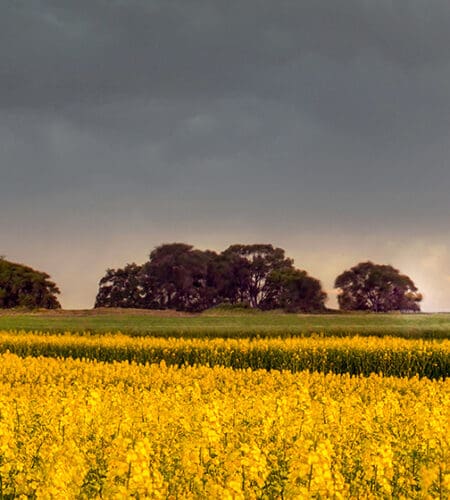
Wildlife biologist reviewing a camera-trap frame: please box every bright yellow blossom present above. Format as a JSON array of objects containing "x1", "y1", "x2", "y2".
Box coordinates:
[{"x1": 0, "y1": 352, "x2": 447, "y2": 498}]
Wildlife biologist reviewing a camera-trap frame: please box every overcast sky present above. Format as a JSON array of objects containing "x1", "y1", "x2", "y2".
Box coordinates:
[{"x1": 2, "y1": 0, "x2": 450, "y2": 310}]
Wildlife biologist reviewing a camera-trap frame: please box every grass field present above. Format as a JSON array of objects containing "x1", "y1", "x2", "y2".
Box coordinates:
[{"x1": 1, "y1": 308, "x2": 450, "y2": 338}]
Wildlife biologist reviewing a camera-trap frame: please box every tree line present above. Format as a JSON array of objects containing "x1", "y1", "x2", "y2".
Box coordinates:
[
  {"x1": 94, "y1": 243, "x2": 326, "y2": 312},
  {"x1": 95, "y1": 243, "x2": 422, "y2": 313},
  {"x1": 0, "y1": 244, "x2": 423, "y2": 312}
]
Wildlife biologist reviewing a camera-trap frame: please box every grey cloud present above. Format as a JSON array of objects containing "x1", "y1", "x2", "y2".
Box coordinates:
[
  {"x1": 3, "y1": 1, "x2": 450, "y2": 108},
  {"x1": 2, "y1": 0, "x2": 450, "y2": 154},
  {"x1": 2, "y1": 0, "x2": 449, "y2": 155}
]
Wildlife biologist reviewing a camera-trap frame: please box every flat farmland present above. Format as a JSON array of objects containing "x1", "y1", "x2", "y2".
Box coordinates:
[
  {"x1": 1, "y1": 308, "x2": 450, "y2": 338},
  {"x1": 0, "y1": 309, "x2": 449, "y2": 498}
]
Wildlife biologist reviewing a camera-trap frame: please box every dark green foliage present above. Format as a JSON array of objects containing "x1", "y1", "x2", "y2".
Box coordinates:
[
  {"x1": 262, "y1": 268, "x2": 327, "y2": 312},
  {"x1": 335, "y1": 261, "x2": 422, "y2": 312},
  {"x1": 220, "y1": 244, "x2": 294, "y2": 308},
  {"x1": 94, "y1": 243, "x2": 326, "y2": 312},
  {"x1": 94, "y1": 263, "x2": 144, "y2": 308},
  {"x1": 140, "y1": 243, "x2": 217, "y2": 312},
  {"x1": 0, "y1": 258, "x2": 61, "y2": 309}
]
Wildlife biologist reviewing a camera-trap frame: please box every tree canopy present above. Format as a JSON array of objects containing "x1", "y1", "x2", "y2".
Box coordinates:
[
  {"x1": 95, "y1": 243, "x2": 327, "y2": 313},
  {"x1": 139, "y1": 243, "x2": 216, "y2": 312},
  {"x1": 94, "y1": 263, "x2": 144, "y2": 309},
  {"x1": 334, "y1": 261, "x2": 422, "y2": 312},
  {"x1": 262, "y1": 268, "x2": 327, "y2": 312},
  {"x1": 221, "y1": 244, "x2": 294, "y2": 308},
  {"x1": 0, "y1": 258, "x2": 61, "y2": 309}
]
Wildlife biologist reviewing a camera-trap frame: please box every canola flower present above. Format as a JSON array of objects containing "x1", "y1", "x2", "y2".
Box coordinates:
[
  {"x1": 0, "y1": 353, "x2": 448, "y2": 499},
  {"x1": 0, "y1": 330, "x2": 449, "y2": 378}
]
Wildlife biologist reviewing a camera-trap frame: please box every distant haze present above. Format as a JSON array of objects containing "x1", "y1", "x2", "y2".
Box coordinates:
[{"x1": 2, "y1": 1, "x2": 450, "y2": 310}]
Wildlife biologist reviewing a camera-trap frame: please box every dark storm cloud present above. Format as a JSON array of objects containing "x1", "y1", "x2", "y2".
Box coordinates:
[
  {"x1": 3, "y1": 1, "x2": 450, "y2": 105},
  {"x1": 2, "y1": 0, "x2": 450, "y2": 153},
  {"x1": 3, "y1": 0, "x2": 450, "y2": 194}
]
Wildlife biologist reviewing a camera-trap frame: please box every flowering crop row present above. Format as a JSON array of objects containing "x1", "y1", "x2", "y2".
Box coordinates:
[
  {"x1": 0, "y1": 353, "x2": 448, "y2": 499},
  {"x1": 0, "y1": 331, "x2": 449, "y2": 378}
]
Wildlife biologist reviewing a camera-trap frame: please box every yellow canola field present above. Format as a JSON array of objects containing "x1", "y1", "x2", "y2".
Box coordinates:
[
  {"x1": 1, "y1": 331, "x2": 449, "y2": 378},
  {"x1": 3, "y1": 331, "x2": 449, "y2": 353},
  {"x1": 0, "y1": 353, "x2": 449, "y2": 499}
]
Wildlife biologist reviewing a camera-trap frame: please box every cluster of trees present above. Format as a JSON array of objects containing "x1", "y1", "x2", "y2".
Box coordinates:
[
  {"x1": 94, "y1": 243, "x2": 423, "y2": 313},
  {"x1": 94, "y1": 243, "x2": 327, "y2": 312},
  {"x1": 0, "y1": 258, "x2": 61, "y2": 309},
  {"x1": 0, "y1": 245, "x2": 423, "y2": 313}
]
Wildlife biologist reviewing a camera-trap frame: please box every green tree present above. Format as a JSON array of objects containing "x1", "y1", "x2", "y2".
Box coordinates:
[
  {"x1": 221, "y1": 244, "x2": 294, "y2": 308},
  {"x1": 262, "y1": 268, "x2": 327, "y2": 312},
  {"x1": 0, "y1": 258, "x2": 61, "y2": 309},
  {"x1": 94, "y1": 263, "x2": 144, "y2": 308},
  {"x1": 334, "y1": 261, "x2": 422, "y2": 312},
  {"x1": 139, "y1": 243, "x2": 217, "y2": 312}
]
